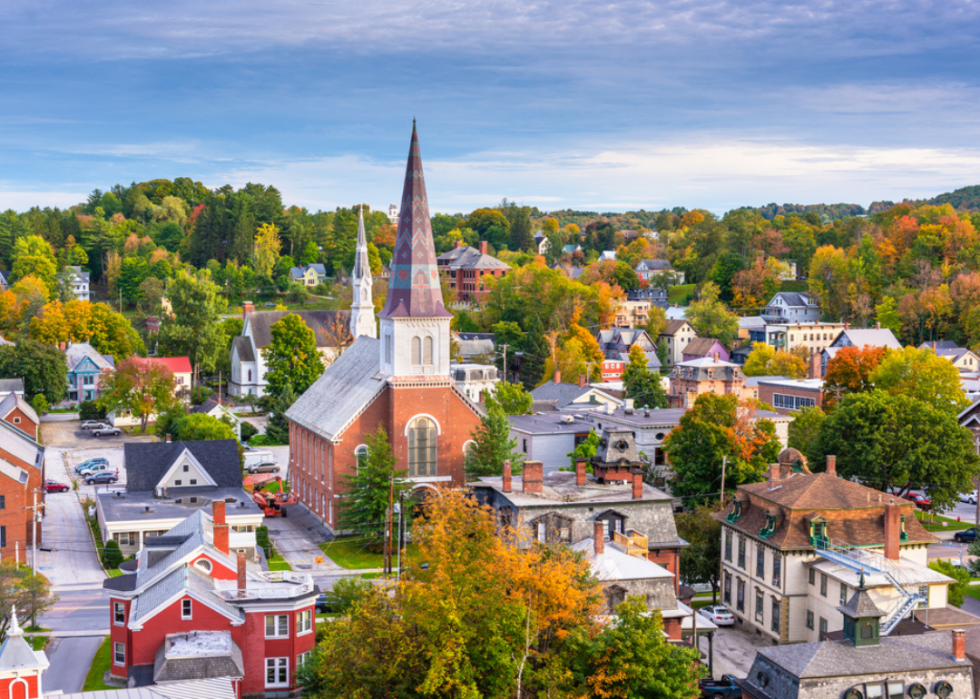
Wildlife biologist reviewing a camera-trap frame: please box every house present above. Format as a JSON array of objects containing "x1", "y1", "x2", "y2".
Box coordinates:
[
  {"x1": 626, "y1": 287, "x2": 668, "y2": 308},
  {"x1": 387, "y1": 203, "x2": 399, "y2": 222},
  {"x1": 0, "y1": 379, "x2": 23, "y2": 397},
  {"x1": 436, "y1": 241, "x2": 510, "y2": 303},
  {"x1": 738, "y1": 616, "x2": 974, "y2": 699},
  {"x1": 715, "y1": 450, "x2": 957, "y2": 645},
  {"x1": 529, "y1": 374, "x2": 623, "y2": 412},
  {"x1": 145, "y1": 356, "x2": 193, "y2": 399},
  {"x1": 596, "y1": 328, "x2": 660, "y2": 368},
  {"x1": 95, "y1": 440, "x2": 263, "y2": 556},
  {"x1": 634, "y1": 259, "x2": 684, "y2": 285},
  {"x1": 451, "y1": 363, "x2": 499, "y2": 403},
  {"x1": 756, "y1": 377, "x2": 825, "y2": 415},
  {"x1": 665, "y1": 306, "x2": 686, "y2": 320},
  {"x1": 533, "y1": 232, "x2": 549, "y2": 255},
  {"x1": 454, "y1": 332, "x2": 496, "y2": 362},
  {"x1": 103, "y1": 500, "x2": 318, "y2": 696},
  {"x1": 761, "y1": 291, "x2": 821, "y2": 323},
  {"x1": 658, "y1": 320, "x2": 697, "y2": 368},
  {"x1": 0, "y1": 271, "x2": 8, "y2": 292},
  {"x1": 681, "y1": 337, "x2": 729, "y2": 363},
  {"x1": 0, "y1": 608, "x2": 49, "y2": 698},
  {"x1": 61, "y1": 265, "x2": 91, "y2": 301},
  {"x1": 0, "y1": 413, "x2": 45, "y2": 560},
  {"x1": 598, "y1": 250, "x2": 616, "y2": 262},
  {"x1": 284, "y1": 125, "x2": 485, "y2": 533},
  {"x1": 821, "y1": 326, "x2": 902, "y2": 376},
  {"x1": 228, "y1": 307, "x2": 350, "y2": 397},
  {"x1": 920, "y1": 341, "x2": 980, "y2": 372},
  {"x1": 562, "y1": 244, "x2": 583, "y2": 255},
  {"x1": 288, "y1": 263, "x2": 327, "y2": 287},
  {"x1": 752, "y1": 320, "x2": 847, "y2": 357},
  {"x1": 667, "y1": 356, "x2": 745, "y2": 409},
  {"x1": 64, "y1": 342, "x2": 115, "y2": 404},
  {"x1": 188, "y1": 399, "x2": 243, "y2": 439}
]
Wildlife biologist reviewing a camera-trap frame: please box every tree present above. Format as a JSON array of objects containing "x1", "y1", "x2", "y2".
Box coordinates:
[
  {"x1": 788, "y1": 406, "x2": 826, "y2": 463},
  {"x1": 675, "y1": 503, "x2": 723, "y2": 603},
  {"x1": 11, "y1": 236, "x2": 57, "y2": 293},
  {"x1": 97, "y1": 358, "x2": 178, "y2": 433},
  {"x1": 254, "y1": 222, "x2": 282, "y2": 279},
  {"x1": 742, "y1": 342, "x2": 808, "y2": 378},
  {"x1": 490, "y1": 381, "x2": 533, "y2": 415},
  {"x1": 823, "y1": 345, "x2": 889, "y2": 405},
  {"x1": 154, "y1": 404, "x2": 187, "y2": 440},
  {"x1": 137, "y1": 277, "x2": 165, "y2": 314},
  {"x1": 664, "y1": 393, "x2": 782, "y2": 503},
  {"x1": 262, "y1": 313, "x2": 325, "y2": 398},
  {"x1": 870, "y1": 346, "x2": 969, "y2": 414},
  {"x1": 160, "y1": 269, "x2": 227, "y2": 379},
  {"x1": 264, "y1": 384, "x2": 293, "y2": 445},
  {"x1": 622, "y1": 343, "x2": 668, "y2": 408},
  {"x1": 88, "y1": 302, "x2": 144, "y2": 360},
  {"x1": 567, "y1": 429, "x2": 600, "y2": 469},
  {"x1": 171, "y1": 413, "x2": 237, "y2": 441},
  {"x1": 0, "y1": 341, "x2": 68, "y2": 403},
  {"x1": 811, "y1": 391, "x2": 979, "y2": 512},
  {"x1": 932, "y1": 559, "x2": 970, "y2": 607},
  {"x1": 642, "y1": 304, "x2": 668, "y2": 340},
  {"x1": 464, "y1": 398, "x2": 525, "y2": 479},
  {"x1": 30, "y1": 394, "x2": 48, "y2": 417},
  {"x1": 102, "y1": 540, "x2": 124, "y2": 569},
  {"x1": 339, "y1": 426, "x2": 409, "y2": 543},
  {"x1": 686, "y1": 282, "x2": 739, "y2": 347}
]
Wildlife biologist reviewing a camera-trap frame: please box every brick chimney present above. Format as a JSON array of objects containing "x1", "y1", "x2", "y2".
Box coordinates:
[
  {"x1": 237, "y1": 550, "x2": 247, "y2": 597},
  {"x1": 213, "y1": 499, "x2": 226, "y2": 525},
  {"x1": 768, "y1": 462, "x2": 781, "y2": 489},
  {"x1": 165, "y1": 434, "x2": 171, "y2": 443},
  {"x1": 844, "y1": 321, "x2": 849, "y2": 331},
  {"x1": 953, "y1": 629, "x2": 966, "y2": 660},
  {"x1": 522, "y1": 461, "x2": 543, "y2": 494},
  {"x1": 884, "y1": 500, "x2": 901, "y2": 560},
  {"x1": 479, "y1": 240, "x2": 488, "y2": 255},
  {"x1": 502, "y1": 460, "x2": 512, "y2": 493},
  {"x1": 876, "y1": 322, "x2": 881, "y2": 330},
  {"x1": 713, "y1": 351, "x2": 719, "y2": 362},
  {"x1": 578, "y1": 374, "x2": 587, "y2": 388},
  {"x1": 594, "y1": 520, "x2": 605, "y2": 555},
  {"x1": 632, "y1": 471, "x2": 643, "y2": 500},
  {"x1": 932, "y1": 341, "x2": 937, "y2": 352},
  {"x1": 243, "y1": 300, "x2": 254, "y2": 320},
  {"x1": 454, "y1": 239, "x2": 463, "y2": 248},
  {"x1": 826, "y1": 455, "x2": 837, "y2": 477},
  {"x1": 809, "y1": 351, "x2": 822, "y2": 380},
  {"x1": 213, "y1": 520, "x2": 229, "y2": 556},
  {"x1": 576, "y1": 460, "x2": 587, "y2": 486},
  {"x1": 554, "y1": 370, "x2": 561, "y2": 384}
]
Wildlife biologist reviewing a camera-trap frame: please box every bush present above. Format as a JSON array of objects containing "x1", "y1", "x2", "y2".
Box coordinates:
[
  {"x1": 321, "y1": 576, "x2": 371, "y2": 614},
  {"x1": 155, "y1": 405, "x2": 188, "y2": 441},
  {"x1": 240, "y1": 421, "x2": 259, "y2": 442},
  {"x1": 256, "y1": 526, "x2": 273, "y2": 559},
  {"x1": 30, "y1": 394, "x2": 49, "y2": 417},
  {"x1": 102, "y1": 539, "x2": 124, "y2": 569},
  {"x1": 79, "y1": 400, "x2": 105, "y2": 421},
  {"x1": 287, "y1": 284, "x2": 309, "y2": 304},
  {"x1": 190, "y1": 385, "x2": 213, "y2": 406}
]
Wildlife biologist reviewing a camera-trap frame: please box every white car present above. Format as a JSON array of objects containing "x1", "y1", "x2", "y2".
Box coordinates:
[
  {"x1": 963, "y1": 491, "x2": 979, "y2": 505},
  {"x1": 699, "y1": 604, "x2": 735, "y2": 626}
]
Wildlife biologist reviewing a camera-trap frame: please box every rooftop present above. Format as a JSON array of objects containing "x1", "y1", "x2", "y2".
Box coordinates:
[
  {"x1": 755, "y1": 377, "x2": 824, "y2": 390},
  {"x1": 472, "y1": 469, "x2": 672, "y2": 509},
  {"x1": 571, "y1": 537, "x2": 675, "y2": 582},
  {"x1": 98, "y1": 487, "x2": 260, "y2": 525}
]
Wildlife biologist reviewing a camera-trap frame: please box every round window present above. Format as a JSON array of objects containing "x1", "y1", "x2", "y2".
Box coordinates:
[
  {"x1": 907, "y1": 684, "x2": 926, "y2": 699},
  {"x1": 843, "y1": 689, "x2": 863, "y2": 699},
  {"x1": 934, "y1": 681, "x2": 953, "y2": 699},
  {"x1": 655, "y1": 433, "x2": 665, "y2": 440}
]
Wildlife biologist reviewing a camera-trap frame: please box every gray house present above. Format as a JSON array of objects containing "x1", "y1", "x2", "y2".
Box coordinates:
[{"x1": 762, "y1": 291, "x2": 821, "y2": 323}]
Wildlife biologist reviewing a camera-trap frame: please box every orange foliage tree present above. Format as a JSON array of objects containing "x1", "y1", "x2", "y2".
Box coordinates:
[{"x1": 822, "y1": 345, "x2": 889, "y2": 406}]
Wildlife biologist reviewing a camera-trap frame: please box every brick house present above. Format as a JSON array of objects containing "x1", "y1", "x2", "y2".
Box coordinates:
[
  {"x1": 715, "y1": 450, "x2": 957, "y2": 646},
  {"x1": 437, "y1": 241, "x2": 510, "y2": 304},
  {"x1": 0, "y1": 411, "x2": 45, "y2": 559},
  {"x1": 658, "y1": 320, "x2": 697, "y2": 368},
  {"x1": 756, "y1": 377, "x2": 825, "y2": 415},
  {"x1": 667, "y1": 356, "x2": 745, "y2": 409},
  {"x1": 103, "y1": 501, "x2": 318, "y2": 697},
  {"x1": 0, "y1": 392, "x2": 39, "y2": 441},
  {"x1": 285, "y1": 125, "x2": 484, "y2": 532}
]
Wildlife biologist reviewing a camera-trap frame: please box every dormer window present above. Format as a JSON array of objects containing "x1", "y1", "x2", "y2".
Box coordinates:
[
  {"x1": 726, "y1": 500, "x2": 744, "y2": 523},
  {"x1": 809, "y1": 519, "x2": 828, "y2": 544},
  {"x1": 759, "y1": 511, "x2": 778, "y2": 539}
]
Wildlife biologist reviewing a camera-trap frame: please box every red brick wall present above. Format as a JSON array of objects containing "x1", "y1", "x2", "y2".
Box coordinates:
[
  {"x1": 3, "y1": 407, "x2": 37, "y2": 441},
  {"x1": 109, "y1": 596, "x2": 132, "y2": 678},
  {"x1": 129, "y1": 596, "x2": 238, "y2": 667},
  {"x1": 0, "y1": 440, "x2": 42, "y2": 558},
  {"x1": 647, "y1": 549, "x2": 681, "y2": 594},
  {"x1": 756, "y1": 384, "x2": 823, "y2": 416}
]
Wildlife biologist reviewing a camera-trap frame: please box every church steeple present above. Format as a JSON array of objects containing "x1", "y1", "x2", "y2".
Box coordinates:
[
  {"x1": 378, "y1": 123, "x2": 452, "y2": 378},
  {"x1": 349, "y1": 207, "x2": 377, "y2": 339}
]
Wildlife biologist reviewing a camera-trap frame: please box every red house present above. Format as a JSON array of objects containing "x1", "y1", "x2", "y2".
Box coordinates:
[
  {"x1": 0, "y1": 398, "x2": 44, "y2": 561},
  {"x1": 103, "y1": 501, "x2": 318, "y2": 697}
]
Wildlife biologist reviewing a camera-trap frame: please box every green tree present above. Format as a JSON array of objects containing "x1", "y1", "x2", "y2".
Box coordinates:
[
  {"x1": 97, "y1": 357, "x2": 178, "y2": 433},
  {"x1": 88, "y1": 302, "x2": 145, "y2": 361},
  {"x1": 160, "y1": 269, "x2": 227, "y2": 379},
  {"x1": 622, "y1": 344, "x2": 668, "y2": 409},
  {"x1": 566, "y1": 429, "x2": 600, "y2": 470},
  {"x1": 154, "y1": 405, "x2": 188, "y2": 440},
  {"x1": 11, "y1": 236, "x2": 57, "y2": 293},
  {"x1": 30, "y1": 394, "x2": 49, "y2": 417},
  {"x1": 812, "y1": 391, "x2": 979, "y2": 511},
  {"x1": 253, "y1": 222, "x2": 282, "y2": 279},
  {"x1": 264, "y1": 384, "x2": 294, "y2": 445},
  {"x1": 788, "y1": 405, "x2": 826, "y2": 463},
  {"x1": 742, "y1": 342, "x2": 808, "y2": 379},
  {"x1": 686, "y1": 282, "x2": 739, "y2": 348},
  {"x1": 262, "y1": 313, "x2": 325, "y2": 398},
  {"x1": 117, "y1": 257, "x2": 148, "y2": 305},
  {"x1": 102, "y1": 540, "x2": 124, "y2": 569},
  {"x1": 0, "y1": 341, "x2": 68, "y2": 403},
  {"x1": 870, "y1": 346, "x2": 969, "y2": 414},
  {"x1": 171, "y1": 413, "x2": 237, "y2": 441},
  {"x1": 339, "y1": 426, "x2": 410, "y2": 543},
  {"x1": 931, "y1": 559, "x2": 970, "y2": 607},
  {"x1": 490, "y1": 380, "x2": 533, "y2": 415},
  {"x1": 674, "y1": 503, "x2": 723, "y2": 603},
  {"x1": 464, "y1": 398, "x2": 525, "y2": 479}
]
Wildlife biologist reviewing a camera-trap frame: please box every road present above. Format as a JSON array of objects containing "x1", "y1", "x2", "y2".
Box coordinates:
[{"x1": 44, "y1": 636, "x2": 104, "y2": 694}]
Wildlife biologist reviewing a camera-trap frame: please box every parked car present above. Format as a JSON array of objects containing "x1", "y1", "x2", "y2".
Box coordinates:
[
  {"x1": 43, "y1": 480, "x2": 70, "y2": 493},
  {"x1": 92, "y1": 426, "x2": 122, "y2": 437},
  {"x1": 698, "y1": 605, "x2": 735, "y2": 626},
  {"x1": 963, "y1": 491, "x2": 979, "y2": 505},
  {"x1": 699, "y1": 675, "x2": 741, "y2": 698},
  {"x1": 954, "y1": 529, "x2": 978, "y2": 544},
  {"x1": 75, "y1": 457, "x2": 109, "y2": 474},
  {"x1": 247, "y1": 462, "x2": 280, "y2": 474},
  {"x1": 315, "y1": 592, "x2": 328, "y2": 613},
  {"x1": 85, "y1": 472, "x2": 118, "y2": 485},
  {"x1": 80, "y1": 420, "x2": 107, "y2": 430},
  {"x1": 907, "y1": 493, "x2": 932, "y2": 510},
  {"x1": 79, "y1": 462, "x2": 113, "y2": 477}
]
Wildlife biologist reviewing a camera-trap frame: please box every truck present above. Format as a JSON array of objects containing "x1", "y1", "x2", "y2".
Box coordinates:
[{"x1": 699, "y1": 675, "x2": 741, "y2": 698}]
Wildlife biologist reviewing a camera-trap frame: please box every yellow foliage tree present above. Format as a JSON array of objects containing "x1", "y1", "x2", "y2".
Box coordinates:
[{"x1": 254, "y1": 223, "x2": 282, "y2": 279}]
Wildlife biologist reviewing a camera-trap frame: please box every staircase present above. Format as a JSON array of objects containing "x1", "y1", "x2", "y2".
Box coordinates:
[{"x1": 813, "y1": 537, "x2": 925, "y2": 635}]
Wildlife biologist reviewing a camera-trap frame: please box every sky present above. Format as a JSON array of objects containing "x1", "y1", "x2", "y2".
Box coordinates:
[{"x1": 1, "y1": 1, "x2": 979, "y2": 215}]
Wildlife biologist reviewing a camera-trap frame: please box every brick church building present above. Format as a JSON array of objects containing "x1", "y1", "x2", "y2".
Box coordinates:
[{"x1": 285, "y1": 124, "x2": 484, "y2": 531}]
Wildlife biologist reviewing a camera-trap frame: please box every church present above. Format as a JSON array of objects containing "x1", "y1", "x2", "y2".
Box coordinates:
[{"x1": 285, "y1": 124, "x2": 485, "y2": 531}]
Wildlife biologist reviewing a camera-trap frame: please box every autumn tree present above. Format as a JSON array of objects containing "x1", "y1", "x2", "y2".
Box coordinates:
[
  {"x1": 11, "y1": 236, "x2": 57, "y2": 294},
  {"x1": 262, "y1": 313, "x2": 325, "y2": 398},
  {"x1": 870, "y1": 345, "x2": 969, "y2": 414},
  {"x1": 253, "y1": 222, "x2": 282, "y2": 279},
  {"x1": 675, "y1": 503, "x2": 723, "y2": 602},
  {"x1": 97, "y1": 357, "x2": 178, "y2": 433},
  {"x1": 742, "y1": 342, "x2": 807, "y2": 379},
  {"x1": 822, "y1": 345, "x2": 889, "y2": 406},
  {"x1": 686, "y1": 282, "x2": 739, "y2": 348}
]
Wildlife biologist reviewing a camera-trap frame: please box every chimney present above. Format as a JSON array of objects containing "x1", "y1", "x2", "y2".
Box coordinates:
[
  {"x1": 243, "y1": 300, "x2": 254, "y2": 320},
  {"x1": 713, "y1": 351, "x2": 719, "y2": 362},
  {"x1": 953, "y1": 629, "x2": 966, "y2": 661},
  {"x1": 213, "y1": 500, "x2": 226, "y2": 525},
  {"x1": 932, "y1": 341, "x2": 937, "y2": 352},
  {"x1": 632, "y1": 471, "x2": 643, "y2": 500},
  {"x1": 554, "y1": 370, "x2": 561, "y2": 384},
  {"x1": 165, "y1": 434, "x2": 171, "y2": 443},
  {"x1": 59, "y1": 341, "x2": 66, "y2": 351},
  {"x1": 576, "y1": 460, "x2": 587, "y2": 486},
  {"x1": 844, "y1": 321, "x2": 850, "y2": 331},
  {"x1": 522, "y1": 461, "x2": 543, "y2": 494},
  {"x1": 594, "y1": 520, "x2": 605, "y2": 555},
  {"x1": 214, "y1": 520, "x2": 229, "y2": 556},
  {"x1": 826, "y1": 455, "x2": 837, "y2": 477},
  {"x1": 809, "y1": 351, "x2": 822, "y2": 380},
  {"x1": 578, "y1": 374, "x2": 587, "y2": 388},
  {"x1": 502, "y1": 460, "x2": 512, "y2": 493},
  {"x1": 237, "y1": 550, "x2": 247, "y2": 597},
  {"x1": 884, "y1": 501, "x2": 901, "y2": 561},
  {"x1": 876, "y1": 322, "x2": 881, "y2": 330},
  {"x1": 454, "y1": 240, "x2": 463, "y2": 248},
  {"x1": 479, "y1": 240, "x2": 488, "y2": 254}
]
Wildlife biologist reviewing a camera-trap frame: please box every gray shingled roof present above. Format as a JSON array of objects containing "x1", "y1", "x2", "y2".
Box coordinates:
[
  {"x1": 0, "y1": 391, "x2": 37, "y2": 424},
  {"x1": 231, "y1": 336, "x2": 254, "y2": 363},
  {"x1": 246, "y1": 310, "x2": 349, "y2": 349},
  {"x1": 0, "y1": 379, "x2": 23, "y2": 393},
  {"x1": 437, "y1": 246, "x2": 510, "y2": 271},
  {"x1": 125, "y1": 440, "x2": 242, "y2": 492},
  {"x1": 65, "y1": 342, "x2": 115, "y2": 372},
  {"x1": 837, "y1": 588, "x2": 885, "y2": 618},
  {"x1": 920, "y1": 340, "x2": 961, "y2": 350},
  {"x1": 769, "y1": 291, "x2": 817, "y2": 307},
  {"x1": 637, "y1": 259, "x2": 674, "y2": 271},
  {"x1": 0, "y1": 628, "x2": 45, "y2": 672},
  {"x1": 529, "y1": 382, "x2": 606, "y2": 410},
  {"x1": 835, "y1": 328, "x2": 901, "y2": 349},
  {"x1": 284, "y1": 335, "x2": 386, "y2": 441},
  {"x1": 132, "y1": 564, "x2": 242, "y2": 627}
]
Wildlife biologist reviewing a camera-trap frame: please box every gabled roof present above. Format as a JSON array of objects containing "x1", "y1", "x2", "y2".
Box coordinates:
[
  {"x1": 0, "y1": 378, "x2": 23, "y2": 393},
  {"x1": 57, "y1": 678, "x2": 239, "y2": 699},
  {"x1": 188, "y1": 399, "x2": 233, "y2": 417},
  {"x1": 124, "y1": 440, "x2": 242, "y2": 492},
  {"x1": 65, "y1": 342, "x2": 115, "y2": 372},
  {"x1": 0, "y1": 419, "x2": 43, "y2": 471},
  {"x1": 0, "y1": 610, "x2": 47, "y2": 673},
  {"x1": 636, "y1": 259, "x2": 674, "y2": 271},
  {"x1": 682, "y1": 337, "x2": 724, "y2": 356},
  {"x1": 571, "y1": 538, "x2": 675, "y2": 582},
  {"x1": 920, "y1": 340, "x2": 961, "y2": 351},
  {"x1": 231, "y1": 336, "x2": 254, "y2": 363},
  {"x1": 767, "y1": 291, "x2": 817, "y2": 307},
  {"x1": 0, "y1": 391, "x2": 38, "y2": 425},
  {"x1": 245, "y1": 310, "x2": 350, "y2": 349},
  {"x1": 437, "y1": 246, "x2": 510, "y2": 271},
  {"x1": 832, "y1": 328, "x2": 902, "y2": 350},
  {"x1": 144, "y1": 356, "x2": 193, "y2": 374},
  {"x1": 529, "y1": 382, "x2": 621, "y2": 410}
]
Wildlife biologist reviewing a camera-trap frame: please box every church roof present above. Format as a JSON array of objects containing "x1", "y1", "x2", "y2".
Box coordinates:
[
  {"x1": 352, "y1": 207, "x2": 371, "y2": 280},
  {"x1": 379, "y1": 123, "x2": 452, "y2": 320}
]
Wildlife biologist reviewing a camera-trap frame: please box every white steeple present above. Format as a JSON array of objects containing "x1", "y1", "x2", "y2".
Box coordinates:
[{"x1": 349, "y1": 207, "x2": 377, "y2": 340}]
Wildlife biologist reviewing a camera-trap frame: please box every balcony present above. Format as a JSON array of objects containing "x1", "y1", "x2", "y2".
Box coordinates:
[
  {"x1": 613, "y1": 529, "x2": 649, "y2": 558},
  {"x1": 213, "y1": 571, "x2": 315, "y2": 600}
]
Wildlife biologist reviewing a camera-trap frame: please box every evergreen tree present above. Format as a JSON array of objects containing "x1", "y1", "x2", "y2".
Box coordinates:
[
  {"x1": 622, "y1": 344, "x2": 668, "y2": 409},
  {"x1": 264, "y1": 384, "x2": 294, "y2": 445},
  {"x1": 339, "y1": 426, "x2": 410, "y2": 542},
  {"x1": 464, "y1": 398, "x2": 525, "y2": 479},
  {"x1": 520, "y1": 314, "x2": 548, "y2": 389}
]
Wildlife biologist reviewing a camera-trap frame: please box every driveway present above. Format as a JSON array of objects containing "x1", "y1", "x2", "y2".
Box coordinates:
[
  {"x1": 43, "y1": 636, "x2": 104, "y2": 694},
  {"x1": 39, "y1": 420, "x2": 156, "y2": 448}
]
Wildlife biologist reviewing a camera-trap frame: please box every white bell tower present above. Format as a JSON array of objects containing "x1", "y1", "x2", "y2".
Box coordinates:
[{"x1": 349, "y1": 207, "x2": 377, "y2": 340}]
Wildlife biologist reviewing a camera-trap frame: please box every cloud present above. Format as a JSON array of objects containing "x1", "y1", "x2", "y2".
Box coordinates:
[{"x1": 0, "y1": 189, "x2": 88, "y2": 210}]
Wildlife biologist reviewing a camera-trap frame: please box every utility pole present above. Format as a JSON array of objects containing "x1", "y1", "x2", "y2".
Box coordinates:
[
  {"x1": 500, "y1": 343, "x2": 510, "y2": 383},
  {"x1": 385, "y1": 469, "x2": 395, "y2": 576},
  {"x1": 397, "y1": 491, "x2": 405, "y2": 583},
  {"x1": 30, "y1": 490, "x2": 41, "y2": 575},
  {"x1": 719, "y1": 456, "x2": 727, "y2": 507}
]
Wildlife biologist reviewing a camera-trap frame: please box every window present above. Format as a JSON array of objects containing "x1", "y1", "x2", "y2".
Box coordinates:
[
  {"x1": 248, "y1": 370, "x2": 252, "y2": 382},
  {"x1": 296, "y1": 609, "x2": 313, "y2": 635},
  {"x1": 355, "y1": 445, "x2": 368, "y2": 472},
  {"x1": 820, "y1": 573, "x2": 827, "y2": 597},
  {"x1": 411, "y1": 337, "x2": 421, "y2": 364},
  {"x1": 114, "y1": 602, "x2": 125, "y2": 625},
  {"x1": 772, "y1": 393, "x2": 817, "y2": 411},
  {"x1": 723, "y1": 573, "x2": 731, "y2": 604},
  {"x1": 189, "y1": 479, "x2": 198, "y2": 485},
  {"x1": 771, "y1": 597, "x2": 780, "y2": 633},
  {"x1": 866, "y1": 683, "x2": 884, "y2": 699},
  {"x1": 174, "y1": 479, "x2": 182, "y2": 486},
  {"x1": 736, "y1": 578, "x2": 745, "y2": 612},
  {"x1": 265, "y1": 614, "x2": 289, "y2": 638},
  {"x1": 12, "y1": 417, "x2": 19, "y2": 424},
  {"x1": 195, "y1": 559, "x2": 212, "y2": 573},
  {"x1": 724, "y1": 532, "x2": 732, "y2": 562},
  {"x1": 114, "y1": 642, "x2": 126, "y2": 665},
  {"x1": 772, "y1": 556, "x2": 781, "y2": 587},
  {"x1": 183, "y1": 464, "x2": 189, "y2": 472},
  {"x1": 756, "y1": 549, "x2": 765, "y2": 578},
  {"x1": 0, "y1": 495, "x2": 5, "y2": 509},
  {"x1": 265, "y1": 657, "x2": 289, "y2": 688},
  {"x1": 808, "y1": 568, "x2": 815, "y2": 585},
  {"x1": 297, "y1": 651, "x2": 313, "y2": 669},
  {"x1": 83, "y1": 375, "x2": 94, "y2": 385},
  {"x1": 818, "y1": 616, "x2": 827, "y2": 639},
  {"x1": 755, "y1": 590, "x2": 764, "y2": 622},
  {"x1": 407, "y1": 417, "x2": 437, "y2": 477},
  {"x1": 840, "y1": 582, "x2": 848, "y2": 605},
  {"x1": 805, "y1": 610, "x2": 813, "y2": 629},
  {"x1": 737, "y1": 537, "x2": 745, "y2": 568},
  {"x1": 423, "y1": 337, "x2": 433, "y2": 365},
  {"x1": 181, "y1": 599, "x2": 192, "y2": 619},
  {"x1": 917, "y1": 584, "x2": 929, "y2": 609},
  {"x1": 887, "y1": 682, "x2": 904, "y2": 699}
]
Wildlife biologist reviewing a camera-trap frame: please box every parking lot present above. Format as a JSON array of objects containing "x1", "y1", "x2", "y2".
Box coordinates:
[{"x1": 39, "y1": 419, "x2": 156, "y2": 448}]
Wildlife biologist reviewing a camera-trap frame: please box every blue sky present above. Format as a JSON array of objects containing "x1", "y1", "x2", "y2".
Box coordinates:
[{"x1": 1, "y1": 1, "x2": 979, "y2": 214}]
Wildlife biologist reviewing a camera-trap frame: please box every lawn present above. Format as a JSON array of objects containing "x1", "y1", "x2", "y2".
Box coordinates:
[
  {"x1": 667, "y1": 284, "x2": 696, "y2": 305},
  {"x1": 249, "y1": 435, "x2": 288, "y2": 447},
  {"x1": 267, "y1": 551, "x2": 292, "y2": 571},
  {"x1": 320, "y1": 536, "x2": 417, "y2": 571},
  {"x1": 914, "y1": 510, "x2": 973, "y2": 532},
  {"x1": 83, "y1": 637, "x2": 117, "y2": 691}
]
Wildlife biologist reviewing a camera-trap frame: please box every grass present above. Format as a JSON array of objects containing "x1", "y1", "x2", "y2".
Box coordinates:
[
  {"x1": 267, "y1": 551, "x2": 292, "y2": 572},
  {"x1": 262, "y1": 480, "x2": 290, "y2": 494},
  {"x1": 319, "y1": 536, "x2": 417, "y2": 571},
  {"x1": 84, "y1": 506, "x2": 128, "y2": 577},
  {"x1": 965, "y1": 587, "x2": 980, "y2": 602},
  {"x1": 667, "y1": 284, "x2": 696, "y2": 305},
  {"x1": 107, "y1": 568, "x2": 124, "y2": 578},
  {"x1": 914, "y1": 510, "x2": 974, "y2": 532},
  {"x1": 83, "y1": 637, "x2": 117, "y2": 691},
  {"x1": 248, "y1": 435, "x2": 288, "y2": 447},
  {"x1": 690, "y1": 599, "x2": 717, "y2": 610}
]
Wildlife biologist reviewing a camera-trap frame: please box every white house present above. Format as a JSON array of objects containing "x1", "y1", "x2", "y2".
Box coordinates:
[
  {"x1": 451, "y1": 363, "x2": 500, "y2": 403},
  {"x1": 761, "y1": 292, "x2": 821, "y2": 323},
  {"x1": 634, "y1": 259, "x2": 684, "y2": 285},
  {"x1": 62, "y1": 266, "x2": 91, "y2": 301}
]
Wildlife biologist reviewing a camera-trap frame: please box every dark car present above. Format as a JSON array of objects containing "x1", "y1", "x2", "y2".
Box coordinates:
[
  {"x1": 315, "y1": 592, "x2": 328, "y2": 613},
  {"x1": 85, "y1": 472, "x2": 119, "y2": 485},
  {"x1": 699, "y1": 675, "x2": 742, "y2": 698},
  {"x1": 955, "y1": 528, "x2": 978, "y2": 544},
  {"x1": 43, "y1": 480, "x2": 70, "y2": 493}
]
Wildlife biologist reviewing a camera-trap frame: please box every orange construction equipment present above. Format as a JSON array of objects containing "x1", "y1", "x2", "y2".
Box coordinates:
[{"x1": 252, "y1": 477, "x2": 299, "y2": 517}]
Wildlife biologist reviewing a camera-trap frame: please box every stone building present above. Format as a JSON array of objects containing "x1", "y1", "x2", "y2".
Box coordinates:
[{"x1": 667, "y1": 355, "x2": 745, "y2": 409}]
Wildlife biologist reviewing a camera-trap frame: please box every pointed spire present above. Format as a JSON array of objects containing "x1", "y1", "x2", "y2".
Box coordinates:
[
  {"x1": 352, "y1": 207, "x2": 370, "y2": 280},
  {"x1": 350, "y1": 206, "x2": 377, "y2": 339},
  {"x1": 8, "y1": 606, "x2": 21, "y2": 637},
  {"x1": 379, "y1": 122, "x2": 451, "y2": 320}
]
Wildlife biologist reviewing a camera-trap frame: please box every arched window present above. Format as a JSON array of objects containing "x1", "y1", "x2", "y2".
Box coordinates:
[
  {"x1": 355, "y1": 445, "x2": 368, "y2": 472},
  {"x1": 407, "y1": 417, "x2": 437, "y2": 477},
  {"x1": 385, "y1": 333, "x2": 392, "y2": 364},
  {"x1": 412, "y1": 337, "x2": 421, "y2": 365},
  {"x1": 423, "y1": 337, "x2": 433, "y2": 365},
  {"x1": 195, "y1": 558, "x2": 213, "y2": 573},
  {"x1": 247, "y1": 370, "x2": 252, "y2": 382}
]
